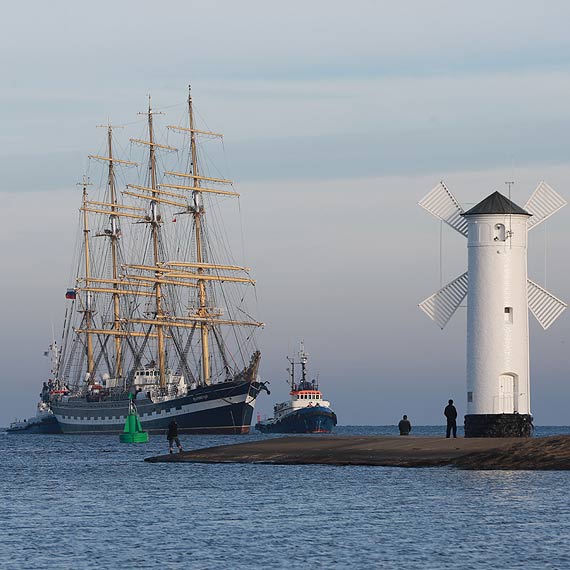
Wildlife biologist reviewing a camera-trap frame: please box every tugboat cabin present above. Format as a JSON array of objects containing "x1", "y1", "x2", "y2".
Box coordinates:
[{"x1": 291, "y1": 389, "x2": 323, "y2": 403}]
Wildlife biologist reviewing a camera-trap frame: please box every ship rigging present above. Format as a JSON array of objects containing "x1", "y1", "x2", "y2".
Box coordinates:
[{"x1": 50, "y1": 87, "x2": 267, "y2": 434}]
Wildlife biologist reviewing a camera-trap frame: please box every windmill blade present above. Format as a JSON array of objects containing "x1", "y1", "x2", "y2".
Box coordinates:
[
  {"x1": 419, "y1": 272, "x2": 468, "y2": 329},
  {"x1": 527, "y1": 279, "x2": 567, "y2": 330},
  {"x1": 524, "y1": 181, "x2": 567, "y2": 230},
  {"x1": 419, "y1": 181, "x2": 468, "y2": 237}
]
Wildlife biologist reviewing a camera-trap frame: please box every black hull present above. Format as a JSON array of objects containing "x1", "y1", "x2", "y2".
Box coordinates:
[
  {"x1": 52, "y1": 380, "x2": 263, "y2": 435},
  {"x1": 256, "y1": 406, "x2": 337, "y2": 434},
  {"x1": 7, "y1": 416, "x2": 62, "y2": 435}
]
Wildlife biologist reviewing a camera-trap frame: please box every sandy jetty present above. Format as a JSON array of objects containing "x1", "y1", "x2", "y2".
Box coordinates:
[{"x1": 145, "y1": 435, "x2": 570, "y2": 469}]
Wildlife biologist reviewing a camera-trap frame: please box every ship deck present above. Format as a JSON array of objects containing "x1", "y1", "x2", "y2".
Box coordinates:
[{"x1": 145, "y1": 434, "x2": 570, "y2": 469}]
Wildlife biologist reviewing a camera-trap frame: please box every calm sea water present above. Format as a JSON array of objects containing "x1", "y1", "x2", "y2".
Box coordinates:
[{"x1": 1, "y1": 425, "x2": 569, "y2": 570}]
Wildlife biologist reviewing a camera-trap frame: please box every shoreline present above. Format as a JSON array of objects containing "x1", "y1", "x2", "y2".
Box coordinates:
[{"x1": 145, "y1": 434, "x2": 570, "y2": 470}]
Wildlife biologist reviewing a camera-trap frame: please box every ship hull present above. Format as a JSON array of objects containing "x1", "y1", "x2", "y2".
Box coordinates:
[
  {"x1": 255, "y1": 406, "x2": 337, "y2": 434},
  {"x1": 52, "y1": 380, "x2": 263, "y2": 435},
  {"x1": 7, "y1": 415, "x2": 62, "y2": 435}
]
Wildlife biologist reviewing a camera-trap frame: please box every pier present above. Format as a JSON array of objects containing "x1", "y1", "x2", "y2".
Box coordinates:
[{"x1": 145, "y1": 434, "x2": 570, "y2": 469}]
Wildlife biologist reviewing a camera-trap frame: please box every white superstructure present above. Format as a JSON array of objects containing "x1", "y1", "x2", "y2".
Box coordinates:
[{"x1": 272, "y1": 389, "x2": 332, "y2": 420}]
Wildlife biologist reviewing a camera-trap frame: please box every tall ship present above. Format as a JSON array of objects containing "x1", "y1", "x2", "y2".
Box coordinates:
[
  {"x1": 49, "y1": 87, "x2": 268, "y2": 434},
  {"x1": 255, "y1": 343, "x2": 337, "y2": 434}
]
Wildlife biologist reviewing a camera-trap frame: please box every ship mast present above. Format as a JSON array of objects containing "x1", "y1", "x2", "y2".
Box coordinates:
[
  {"x1": 80, "y1": 177, "x2": 95, "y2": 381},
  {"x1": 106, "y1": 125, "x2": 124, "y2": 379},
  {"x1": 59, "y1": 88, "x2": 266, "y2": 404},
  {"x1": 188, "y1": 87, "x2": 212, "y2": 385},
  {"x1": 146, "y1": 97, "x2": 168, "y2": 389},
  {"x1": 119, "y1": 88, "x2": 265, "y2": 388},
  {"x1": 82, "y1": 128, "x2": 140, "y2": 385}
]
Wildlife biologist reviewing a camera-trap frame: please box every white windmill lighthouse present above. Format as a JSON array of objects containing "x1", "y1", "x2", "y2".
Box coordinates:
[{"x1": 419, "y1": 181, "x2": 567, "y2": 437}]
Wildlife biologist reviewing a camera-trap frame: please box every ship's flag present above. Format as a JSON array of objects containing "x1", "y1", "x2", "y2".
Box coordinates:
[{"x1": 65, "y1": 289, "x2": 77, "y2": 300}]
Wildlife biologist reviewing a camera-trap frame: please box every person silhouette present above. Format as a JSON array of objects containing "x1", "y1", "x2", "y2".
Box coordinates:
[
  {"x1": 398, "y1": 414, "x2": 412, "y2": 436},
  {"x1": 444, "y1": 399, "x2": 458, "y2": 438},
  {"x1": 167, "y1": 419, "x2": 184, "y2": 453}
]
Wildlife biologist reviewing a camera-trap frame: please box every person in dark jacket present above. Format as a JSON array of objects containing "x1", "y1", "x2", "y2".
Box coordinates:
[
  {"x1": 398, "y1": 414, "x2": 412, "y2": 436},
  {"x1": 444, "y1": 399, "x2": 458, "y2": 438},
  {"x1": 167, "y1": 419, "x2": 183, "y2": 453}
]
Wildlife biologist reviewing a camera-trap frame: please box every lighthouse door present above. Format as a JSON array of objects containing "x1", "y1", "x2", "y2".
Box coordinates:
[{"x1": 498, "y1": 374, "x2": 517, "y2": 413}]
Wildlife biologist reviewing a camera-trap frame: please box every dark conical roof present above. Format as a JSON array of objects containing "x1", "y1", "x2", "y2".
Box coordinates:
[{"x1": 462, "y1": 191, "x2": 531, "y2": 216}]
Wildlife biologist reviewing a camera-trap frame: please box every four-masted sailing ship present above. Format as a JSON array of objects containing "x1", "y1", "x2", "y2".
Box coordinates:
[{"x1": 50, "y1": 88, "x2": 268, "y2": 434}]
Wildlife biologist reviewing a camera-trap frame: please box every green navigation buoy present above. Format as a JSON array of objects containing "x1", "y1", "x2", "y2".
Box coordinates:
[{"x1": 120, "y1": 395, "x2": 149, "y2": 443}]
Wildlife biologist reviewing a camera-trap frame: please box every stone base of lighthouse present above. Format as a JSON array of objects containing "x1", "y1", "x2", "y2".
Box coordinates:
[{"x1": 464, "y1": 414, "x2": 534, "y2": 438}]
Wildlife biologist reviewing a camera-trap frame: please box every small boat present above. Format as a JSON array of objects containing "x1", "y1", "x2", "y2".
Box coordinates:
[
  {"x1": 8, "y1": 343, "x2": 63, "y2": 434},
  {"x1": 8, "y1": 402, "x2": 62, "y2": 434},
  {"x1": 255, "y1": 343, "x2": 337, "y2": 434}
]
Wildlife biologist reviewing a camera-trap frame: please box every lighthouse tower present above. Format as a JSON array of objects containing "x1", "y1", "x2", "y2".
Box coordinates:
[{"x1": 419, "y1": 182, "x2": 567, "y2": 437}]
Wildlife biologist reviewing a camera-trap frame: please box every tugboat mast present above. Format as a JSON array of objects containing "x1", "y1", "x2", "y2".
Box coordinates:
[
  {"x1": 287, "y1": 342, "x2": 309, "y2": 390},
  {"x1": 287, "y1": 356, "x2": 295, "y2": 391},
  {"x1": 299, "y1": 342, "x2": 308, "y2": 386}
]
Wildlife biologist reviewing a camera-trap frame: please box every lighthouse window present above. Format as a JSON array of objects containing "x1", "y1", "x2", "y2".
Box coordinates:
[
  {"x1": 494, "y1": 223, "x2": 506, "y2": 242},
  {"x1": 504, "y1": 307, "x2": 513, "y2": 323}
]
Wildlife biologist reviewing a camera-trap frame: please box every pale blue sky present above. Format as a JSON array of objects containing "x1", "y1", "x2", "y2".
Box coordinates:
[{"x1": 2, "y1": 0, "x2": 570, "y2": 426}]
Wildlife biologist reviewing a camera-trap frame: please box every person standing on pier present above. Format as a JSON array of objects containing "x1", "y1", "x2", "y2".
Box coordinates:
[
  {"x1": 398, "y1": 415, "x2": 412, "y2": 436},
  {"x1": 444, "y1": 399, "x2": 458, "y2": 438},
  {"x1": 167, "y1": 419, "x2": 184, "y2": 454}
]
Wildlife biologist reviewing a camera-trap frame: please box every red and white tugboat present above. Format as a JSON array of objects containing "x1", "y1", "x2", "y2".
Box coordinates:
[{"x1": 255, "y1": 343, "x2": 337, "y2": 434}]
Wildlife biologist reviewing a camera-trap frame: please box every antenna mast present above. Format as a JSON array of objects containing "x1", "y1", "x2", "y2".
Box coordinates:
[
  {"x1": 299, "y1": 342, "x2": 308, "y2": 385},
  {"x1": 287, "y1": 355, "x2": 295, "y2": 391},
  {"x1": 505, "y1": 180, "x2": 515, "y2": 246}
]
